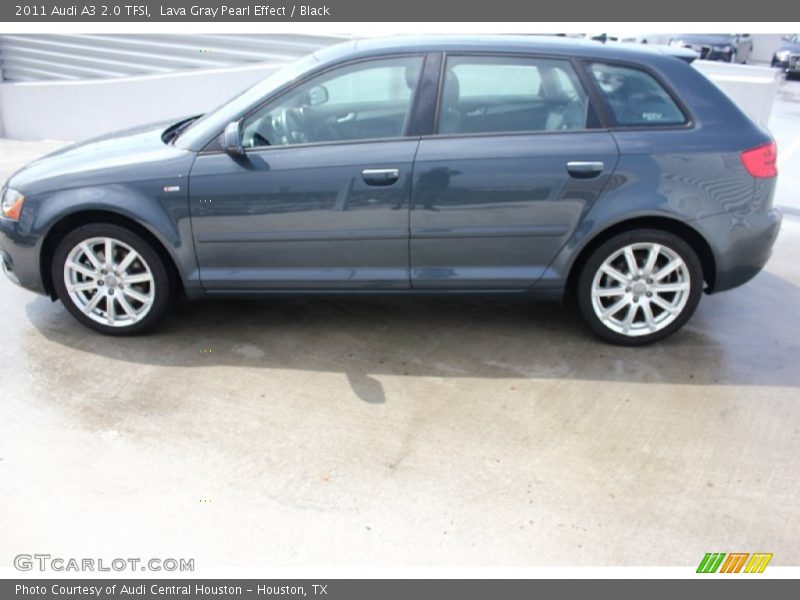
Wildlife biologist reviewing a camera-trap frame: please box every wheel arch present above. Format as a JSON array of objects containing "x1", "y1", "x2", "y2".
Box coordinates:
[
  {"x1": 39, "y1": 209, "x2": 184, "y2": 300},
  {"x1": 565, "y1": 215, "x2": 717, "y2": 297}
]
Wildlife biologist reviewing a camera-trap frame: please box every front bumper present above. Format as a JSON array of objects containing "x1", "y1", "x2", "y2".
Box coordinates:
[
  {"x1": 693, "y1": 208, "x2": 782, "y2": 293},
  {"x1": 773, "y1": 56, "x2": 800, "y2": 73},
  {"x1": 704, "y1": 51, "x2": 734, "y2": 62},
  {"x1": 683, "y1": 45, "x2": 734, "y2": 62},
  {"x1": 0, "y1": 248, "x2": 20, "y2": 285},
  {"x1": 0, "y1": 216, "x2": 46, "y2": 294}
]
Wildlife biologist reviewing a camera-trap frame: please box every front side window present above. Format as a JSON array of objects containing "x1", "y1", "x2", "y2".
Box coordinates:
[
  {"x1": 241, "y1": 56, "x2": 424, "y2": 148},
  {"x1": 437, "y1": 55, "x2": 590, "y2": 135},
  {"x1": 589, "y1": 63, "x2": 687, "y2": 127}
]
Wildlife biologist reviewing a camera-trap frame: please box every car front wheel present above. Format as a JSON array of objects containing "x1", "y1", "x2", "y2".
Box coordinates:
[
  {"x1": 577, "y1": 230, "x2": 703, "y2": 345},
  {"x1": 51, "y1": 223, "x2": 172, "y2": 335}
]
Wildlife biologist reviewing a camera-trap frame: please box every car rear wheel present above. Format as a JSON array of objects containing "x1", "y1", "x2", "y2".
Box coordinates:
[
  {"x1": 577, "y1": 229, "x2": 703, "y2": 345},
  {"x1": 51, "y1": 223, "x2": 172, "y2": 335}
]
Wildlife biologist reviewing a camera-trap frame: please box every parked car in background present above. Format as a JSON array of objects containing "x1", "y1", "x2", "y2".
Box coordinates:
[
  {"x1": 0, "y1": 36, "x2": 782, "y2": 345},
  {"x1": 669, "y1": 34, "x2": 753, "y2": 63},
  {"x1": 772, "y1": 35, "x2": 800, "y2": 78}
]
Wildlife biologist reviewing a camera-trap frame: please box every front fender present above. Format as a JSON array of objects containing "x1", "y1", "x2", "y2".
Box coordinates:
[{"x1": 22, "y1": 181, "x2": 201, "y2": 297}]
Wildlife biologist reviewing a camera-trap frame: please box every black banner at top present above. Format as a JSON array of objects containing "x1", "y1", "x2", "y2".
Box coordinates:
[{"x1": 2, "y1": 0, "x2": 799, "y2": 22}]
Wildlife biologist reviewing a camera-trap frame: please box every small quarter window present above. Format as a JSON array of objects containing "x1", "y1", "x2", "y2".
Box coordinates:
[{"x1": 589, "y1": 63, "x2": 687, "y2": 127}]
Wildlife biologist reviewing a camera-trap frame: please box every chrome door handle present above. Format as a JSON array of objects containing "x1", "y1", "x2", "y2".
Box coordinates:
[
  {"x1": 362, "y1": 168, "x2": 400, "y2": 186},
  {"x1": 566, "y1": 161, "x2": 604, "y2": 179}
]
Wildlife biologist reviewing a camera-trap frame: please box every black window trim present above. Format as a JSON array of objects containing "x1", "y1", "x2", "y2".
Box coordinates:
[
  {"x1": 577, "y1": 58, "x2": 696, "y2": 132},
  {"x1": 426, "y1": 51, "x2": 608, "y2": 140},
  {"x1": 197, "y1": 50, "x2": 697, "y2": 155},
  {"x1": 199, "y1": 52, "x2": 430, "y2": 155}
]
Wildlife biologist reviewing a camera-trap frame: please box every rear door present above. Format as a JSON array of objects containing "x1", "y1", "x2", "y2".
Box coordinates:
[{"x1": 410, "y1": 54, "x2": 619, "y2": 289}]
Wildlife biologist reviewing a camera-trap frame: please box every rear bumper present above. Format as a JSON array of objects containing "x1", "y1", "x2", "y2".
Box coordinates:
[
  {"x1": 694, "y1": 208, "x2": 782, "y2": 293},
  {"x1": 0, "y1": 216, "x2": 46, "y2": 294}
]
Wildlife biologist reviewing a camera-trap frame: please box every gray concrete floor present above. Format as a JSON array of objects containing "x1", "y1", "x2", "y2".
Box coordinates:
[{"x1": 1, "y1": 82, "x2": 800, "y2": 570}]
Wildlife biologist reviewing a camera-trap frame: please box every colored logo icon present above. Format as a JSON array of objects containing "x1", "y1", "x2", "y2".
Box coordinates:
[{"x1": 697, "y1": 553, "x2": 773, "y2": 573}]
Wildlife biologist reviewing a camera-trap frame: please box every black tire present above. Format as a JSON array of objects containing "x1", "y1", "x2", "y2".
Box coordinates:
[
  {"x1": 576, "y1": 229, "x2": 703, "y2": 346},
  {"x1": 51, "y1": 223, "x2": 172, "y2": 335}
]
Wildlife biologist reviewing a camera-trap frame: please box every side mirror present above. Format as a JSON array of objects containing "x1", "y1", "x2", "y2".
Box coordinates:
[
  {"x1": 221, "y1": 120, "x2": 244, "y2": 157},
  {"x1": 307, "y1": 85, "x2": 329, "y2": 106}
]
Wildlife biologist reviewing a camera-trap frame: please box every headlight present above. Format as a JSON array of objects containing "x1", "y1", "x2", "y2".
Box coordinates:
[
  {"x1": 1, "y1": 187, "x2": 25, "y2": 220},
  {"x1": 775, "y1": 50, "x2": 791, "y2": 61}
]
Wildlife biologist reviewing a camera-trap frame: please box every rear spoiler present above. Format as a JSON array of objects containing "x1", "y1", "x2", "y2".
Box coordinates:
[
  {"x1": 609, "y1": 41, "x2": 699, "y2": 64},
  {"x1": 651, "y1": 45, "x2": 699, "y2": 64}
]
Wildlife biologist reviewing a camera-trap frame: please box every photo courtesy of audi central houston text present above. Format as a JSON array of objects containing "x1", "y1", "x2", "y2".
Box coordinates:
[{"x1": 0, "y1": 36, "x2": 782, "y2": 344}]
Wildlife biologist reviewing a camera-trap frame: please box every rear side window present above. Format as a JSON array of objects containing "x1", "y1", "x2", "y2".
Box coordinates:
[
  {"x1": 437, "y1": 55, "x2": 590, "y2": 134},
  {"x1": 589, "y1": 63, "x2": 687, "y2": 127}
]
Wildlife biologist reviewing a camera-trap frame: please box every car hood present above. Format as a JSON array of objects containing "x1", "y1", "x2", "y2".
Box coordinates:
[
  {"x1": 7, "y1": 119, "x2": 196, "y2": 196},
  {"x1": 777, "y1": 42, "x2": 800, "y2": 53}
]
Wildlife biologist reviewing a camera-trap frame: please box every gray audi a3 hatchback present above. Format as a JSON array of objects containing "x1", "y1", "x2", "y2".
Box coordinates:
[{"x1": 0, "y1": 36, "x2": 782, "y2": 344}]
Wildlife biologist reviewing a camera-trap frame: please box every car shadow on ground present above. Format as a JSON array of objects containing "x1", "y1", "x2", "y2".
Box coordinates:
[{"x1": 24, "y1": 270, "x2": 800, "y2": 403}]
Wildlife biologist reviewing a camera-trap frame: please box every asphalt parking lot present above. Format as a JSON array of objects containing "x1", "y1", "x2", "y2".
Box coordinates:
[{"x1": 1, "y1": 77, "x2": 799, "y2": 569}]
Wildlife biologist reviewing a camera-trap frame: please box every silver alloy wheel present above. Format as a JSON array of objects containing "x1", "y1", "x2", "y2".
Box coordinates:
[
  {"x1": 63, "y1": 236, "x2": 156, "y2": 327},
  {"x1": 590, "y1": 242, "x2": 691, "y2": 337}
]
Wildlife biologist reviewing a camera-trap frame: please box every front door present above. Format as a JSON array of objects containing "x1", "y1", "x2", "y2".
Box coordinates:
[{"x1": 189, "y1": 55, "x2": 425, "y2": 291}]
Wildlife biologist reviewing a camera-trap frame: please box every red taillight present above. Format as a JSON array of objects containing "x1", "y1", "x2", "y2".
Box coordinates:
[{"x1": 741, "y1": 141, "x2": 778, "y2": 178}]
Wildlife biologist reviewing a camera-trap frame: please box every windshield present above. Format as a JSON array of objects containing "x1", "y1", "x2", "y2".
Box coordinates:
[{"x1": 174, "y1": 52, "x2": 322, "y2": 150}]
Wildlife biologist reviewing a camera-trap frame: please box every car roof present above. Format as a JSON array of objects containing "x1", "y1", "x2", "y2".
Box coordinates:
[{"x1": 313, "y1": 35, "x2": 694, "y2": 65}]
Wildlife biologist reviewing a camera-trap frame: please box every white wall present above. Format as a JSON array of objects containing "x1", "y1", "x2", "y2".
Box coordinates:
[
  {"x1": 750, "y1": 34, "x2": 790, "y2": 64},
  {"x1": 0, "y1": 61, "x2": 285, "y2": 141}
]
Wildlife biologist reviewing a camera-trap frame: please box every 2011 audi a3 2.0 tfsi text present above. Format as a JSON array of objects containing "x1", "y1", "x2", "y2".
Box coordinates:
[{"x1": 0, "y1": 36, "x2": 782, "y2": 345}]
